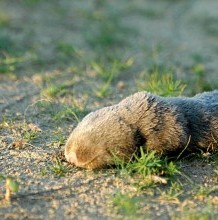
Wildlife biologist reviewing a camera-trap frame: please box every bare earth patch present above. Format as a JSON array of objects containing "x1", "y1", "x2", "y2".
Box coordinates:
[{"x1": 0, "y1": 0, "x2": 218, "y2": 219}]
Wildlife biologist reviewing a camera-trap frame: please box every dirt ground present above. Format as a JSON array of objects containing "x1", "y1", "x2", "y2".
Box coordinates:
[{"x1": 0, "y1": 0, "x2": 218, "y2": 219}]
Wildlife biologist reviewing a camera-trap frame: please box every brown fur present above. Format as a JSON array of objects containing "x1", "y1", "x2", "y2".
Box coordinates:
[{"x1": 65, "y1": 91, "x2": 218, "y2": 169}]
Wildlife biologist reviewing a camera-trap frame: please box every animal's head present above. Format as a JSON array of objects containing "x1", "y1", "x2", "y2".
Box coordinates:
[{"x1": 64, "y1": 106, "x2": 142, "y2": 169}]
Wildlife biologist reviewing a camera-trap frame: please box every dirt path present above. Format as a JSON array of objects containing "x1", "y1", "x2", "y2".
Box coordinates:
[{"x1": 0, "y1": 0, "x2": 218, "y2": 219}]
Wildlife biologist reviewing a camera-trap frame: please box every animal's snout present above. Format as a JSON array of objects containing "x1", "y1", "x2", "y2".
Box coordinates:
[{"x1": 65, "y1": 151, "x2": 78, "y2": 165}]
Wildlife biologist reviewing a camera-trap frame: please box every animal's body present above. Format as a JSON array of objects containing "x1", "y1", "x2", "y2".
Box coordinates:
[{"x1": 65, "y1": 90, "x2": 218, "y2": 169}]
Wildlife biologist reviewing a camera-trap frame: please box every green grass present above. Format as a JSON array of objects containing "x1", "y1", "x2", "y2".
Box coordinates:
[
  {"x1": 195, "y1": 15, "x2": 218, "y2": 37},
  {"x1": 0, "y1": 52, "x2": 36, "y2": 76},
  {"x1": 0, "y1": 35, "x2": 17, "y2": 74},
  {"x1": 194, "y1": 185, "x2": 218, "y2": 199},
  {"x1": 114, "y1": 147, "x2": 180, "y2": 180},
  {"x1": 52, "y1": 105, "x2": 88, "y2": 123},
  {"x1": 33, "y1": 99, "x2": 88, "y2": 123},
  {"x1": 22, "y1": 0, "x2": 45, "y2": 7},
  {"x1": 172, "y1": 202, "x2": 217, "y2": 220},
  {"x1": 0, "y1": 11, "x2": 10, "y2": 27},
  {"x1": 92, "y1": 58, "x2": 134, "y2": 97},
  {"x1": 137, "y1": 70, "x2": 186, "y2": 96},
  {"x1": 86, "y1": 13, "x2": 130, "y2": 50},
  {"x1": 112, "y1": 147, "x2": 181, "y2": 190},
  {"x1": 0, "y1": 174, "x2": 19, "y2": 201},
  {"x1": 56, "y1": 42, "x2": 84, "y2": 64},
  {"x1": 159, "y1": 181, "x2": 183, "y2": 201},
  {"x1": 0, "y1": 119, "x2": 41, "y2": 148},
  {"x1": 189, "y1": 63, "x2": 214, "y2": 93},
  {"x1": 41, "y1": 158, "x2": 70, "y2": 177},
  {"x1": 57, "y1": 42, "x2": 79, "y2": 57},
  {"x1": 91, "y1": 58, "x2": 134, "y2": 82},
  {"x1": 41, "y1": 80, "x2": 75, "y2": 98},
  {"x1": 214, "y1": 169, "x2": 218, "y2": 178},
  {"x1": 111, "y1": 192, "x2": 139, "y2": 218},
  {"x1": 41, "y1": 84, "x2": 66, "y2": 98},
  {"x1": 51, "y1": 129, "x2": 66, "y2": 146},
  {"x1": 50, "y1": 159, "x2": 70, "y2": 177},
  {"x1": 0, "y1": 35, "x2": 15, "y2": 54},
  {"x1": 23, "y1": 129, "x2": 39, "y2": 142}
]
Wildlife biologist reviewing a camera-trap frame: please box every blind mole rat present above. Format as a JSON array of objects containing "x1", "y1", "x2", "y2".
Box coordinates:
[{"x1": 65, "y1": 90, "x2": 218, "y2": 169}]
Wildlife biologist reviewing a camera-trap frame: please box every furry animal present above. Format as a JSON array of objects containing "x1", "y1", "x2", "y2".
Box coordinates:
[{"x1": 65, "y1": 90, "x2": 218, "y2": 169}]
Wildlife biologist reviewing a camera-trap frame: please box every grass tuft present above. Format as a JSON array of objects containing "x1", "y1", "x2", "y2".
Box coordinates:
[
  {"x1": 111, "y1": 192, "x2": 139, "y2": 217},
  {"x1": 41, "y1": 158, "x2": 71, "y2": 177},
  {"x1": 137, "y1": 70, "x2": 186, "y2": 96},
  {"x1": 93, "y1": 58, "x2": 134, "y2": 97},
  {"x1": 41, "y1": 80, "x2": 74, "y2": 98},
  {"x1": 53, "y1": 105, "x2": 88, "y2": 123},
  {"x1": 114, "y1": 147, "x2": 180, "y2": 180}
]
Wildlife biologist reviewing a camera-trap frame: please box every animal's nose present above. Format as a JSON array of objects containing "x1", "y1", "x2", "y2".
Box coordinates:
[{"x1": 65, "y1": 151, "x2": 78, "y2": 165}]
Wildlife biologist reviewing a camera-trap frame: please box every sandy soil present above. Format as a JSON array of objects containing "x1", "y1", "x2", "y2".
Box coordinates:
[{"x1": 0, "y1": 0, "x2": 218, "y2": 219}]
